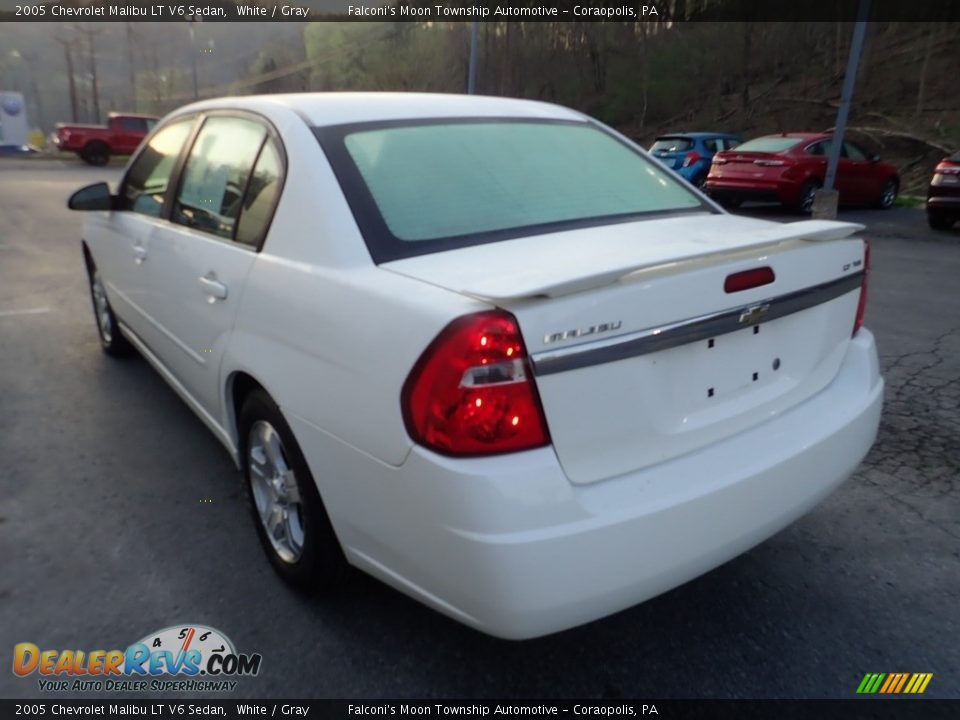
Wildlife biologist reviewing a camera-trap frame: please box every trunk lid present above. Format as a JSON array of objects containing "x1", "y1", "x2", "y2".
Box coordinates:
[
  {"x1": 385, "y1": 214, "x2": 867, "y2": 484},
  {"x1": 713, "y1": 150, "x2": 792, "y2": 180}
]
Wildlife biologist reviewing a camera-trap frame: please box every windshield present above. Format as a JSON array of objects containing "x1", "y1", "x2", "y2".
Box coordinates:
[
  {"x1": 733, "y1": 137, "x2": 803, "y2": 153},
  {"x1": 317, "y1": 119, "x2": 710, "y2": 262}
]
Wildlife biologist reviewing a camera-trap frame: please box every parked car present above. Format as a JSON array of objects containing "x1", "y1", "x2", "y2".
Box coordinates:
[
  {"x1": 705, "y1": 133, "x2": 900, "y2": 213},
  {"x1": 926, "y1": 151, "x2": 960, "y2": 230},
  {"x1": 53, "y1": 112, "x2": 158, "y2": 166},
  {"x1": 68, "y1": 94, "x2": 883, "y2": 639},
  {"x1": 648, "y1": 132, "x2": 742, "y2": 188}
]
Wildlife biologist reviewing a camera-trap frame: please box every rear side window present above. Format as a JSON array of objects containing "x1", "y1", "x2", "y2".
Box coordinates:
[
  {"x1": 120, "y1": 118, "x2": 194, "y2": 217},
  {"x1": 723, "y1": 138, "x2": 740, "y2": 150},
  {"x1": 844, "y1": 142, "x2": 867, "y2": 161},
  {"x1": 173, "y1": 116, "x2": 267, "y2": 240},
  {"x1": 235, "y1": 139, "x2": 283, "y2": 248},
  {"x1": 322, "y1": 120, "x2": 708, "y2": 261},
  {"x1": 650, "y1": 137, "x2": 693, "y2": 152},
  {"x1": 735, "y1": 137, "x2": 802, "y2": 153},
  {"x1": 703, "y1": 139, "x2": 719, "y2": 153}
]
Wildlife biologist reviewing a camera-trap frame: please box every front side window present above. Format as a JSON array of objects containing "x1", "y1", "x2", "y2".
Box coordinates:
[
  {"x1": 119, "y1": 117, "x2": 194, "y2": 217},
  {"x1": 321, "y1": 120, "x2": 709, "y2": 262},
  {"x1": 173, "y1": 116, "x2": 267, "y2": 240},
  {"x1": 844, "y1": 142, "x2": 867, "y2": 161},
  {"x1": 120, "y1": 117, "x2": 148, "y2": 133}
]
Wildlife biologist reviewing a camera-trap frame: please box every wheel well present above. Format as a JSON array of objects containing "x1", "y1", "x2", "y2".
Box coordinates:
[
  {"x1": 229, "y1": 372, "x2": 266, "y2": 449},
  {"x1": 82, "y1": 242, "x2": 94, "y2": 271}
]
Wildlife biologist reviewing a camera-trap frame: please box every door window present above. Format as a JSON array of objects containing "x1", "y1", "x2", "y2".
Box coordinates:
[
  {"x1": 235, "y1": 139, "x2": 283, "y2": 248},
  {"x1": 119, "y1": 117, "x2": 194, "y2": 217},
  {"x1": 120, "y1": 117, "x2": 149, "y2": 133},
  {"x1": 172, "y1": 116, "x2": 267, "y2": 241},
  {"x1": 844, "y1": 142, "x2": 867, "y2": 161}
]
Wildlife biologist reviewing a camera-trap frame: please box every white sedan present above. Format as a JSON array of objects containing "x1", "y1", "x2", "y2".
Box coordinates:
[{"x1": 69, "y1": 93, "x2": 884, "y2": 639}]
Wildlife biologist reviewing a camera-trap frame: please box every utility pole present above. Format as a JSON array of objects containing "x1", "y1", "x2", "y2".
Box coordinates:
[
  {"x1": 54, "y1": 33, "x2": 79, "y2": 123},
  {"x1": 187, "y1": 20, "x2": 199, "y2": 101},
  {"x1": 125, "y1": 23, "x2": 137, "y2": 111},
  {"x1": 78, "y1": 24, "x2": 102, "y2": 123},
  {"x1": 467, "y1": 20, "x2": 479, "y2": 94}
]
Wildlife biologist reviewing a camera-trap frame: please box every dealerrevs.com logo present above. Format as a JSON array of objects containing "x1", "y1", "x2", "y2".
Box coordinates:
[{"x1": 13, "y1": 625, "x2": 262, "y2": 693}]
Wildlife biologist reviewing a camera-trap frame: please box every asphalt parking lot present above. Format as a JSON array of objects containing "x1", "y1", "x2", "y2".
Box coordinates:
[{"x1": 1, "y1": 161, "x2": 957, "y2": 700}]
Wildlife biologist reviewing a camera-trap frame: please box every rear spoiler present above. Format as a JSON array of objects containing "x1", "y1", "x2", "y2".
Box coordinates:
[{"x1": 473, "y1": 220, "x2": 865, "y2": 301}]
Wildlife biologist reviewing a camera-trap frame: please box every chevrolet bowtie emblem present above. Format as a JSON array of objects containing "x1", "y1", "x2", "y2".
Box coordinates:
[{"x1": 739, "y1": 303, "x2": 770, "y2": 325}]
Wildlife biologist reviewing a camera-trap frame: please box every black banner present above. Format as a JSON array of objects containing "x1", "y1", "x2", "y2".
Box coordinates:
[
  {"x1": 0, "y1": 0, "x2": 958, "y2": 23},
  {"x1": 0, "y1": 700, "x2": 958, "y2": 720}
]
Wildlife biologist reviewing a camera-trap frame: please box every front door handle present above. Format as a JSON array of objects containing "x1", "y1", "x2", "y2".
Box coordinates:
[
  {"x1": 199, "y1": 275, "x2": 228, "y2": 301},
  {"x1": 133, "y1": 245, "x2": 148, "y2": 264}
]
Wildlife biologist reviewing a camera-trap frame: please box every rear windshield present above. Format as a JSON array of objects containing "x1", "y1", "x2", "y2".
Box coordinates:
[
  {"x1": 316, "y1": 119, "x2": 711, "y2": 263},
  {"x1": 733, "y1": 137, "x2": 803, "y2": 153},
  {"x1": 650, "y1": 137, "x2": 693, "y2": 152}
]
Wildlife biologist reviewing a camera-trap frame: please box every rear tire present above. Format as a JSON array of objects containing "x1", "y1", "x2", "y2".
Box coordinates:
[
  {"x1": 877, "y1": 178, "x2": 898, "y2": 209},
  {"x1": 85, "y1": 255, "x2": 132, "y2": 357},
  {"x1": 239, "y1": 390, "x2": 347, "y2": 592},
  {"x1": 928, "y1": 212, "x2": 955, "y2": 230},
  {"x1": 81, "y1": 141, "x2": 109, "y2": 167},
  {"x1": 797, "y1": 179, "x2": 820, "y2": 214}
]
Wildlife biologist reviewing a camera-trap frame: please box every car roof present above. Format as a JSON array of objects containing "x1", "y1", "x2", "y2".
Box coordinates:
[
  {"x1": 655, "y1": 132, "x2": 741, "y2": 139},
  {"x1": 173, "y1": 92, "x2": 586, "y2": 127}
]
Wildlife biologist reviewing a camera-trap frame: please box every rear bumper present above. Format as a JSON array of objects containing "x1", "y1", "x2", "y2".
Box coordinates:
[
  {"x1": 292, "y1": 330, "x2": 883, "y2": 639},
  {"x1": 927, "y1": 194, "x2": 960, "y2": 214},
  {"x1": 706, "y1": 178, "x2": 798, "y2": 205}
]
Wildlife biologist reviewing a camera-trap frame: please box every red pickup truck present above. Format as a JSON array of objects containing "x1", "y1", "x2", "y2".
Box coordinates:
[{"x1": 53, "y1": 113, "x2": 158, "y2": 166}]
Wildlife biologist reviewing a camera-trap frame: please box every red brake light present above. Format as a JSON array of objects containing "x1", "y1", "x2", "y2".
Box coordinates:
[
  {"x1": 853, "y1": 239, "x2": 870, "y2": 336},
  {"x1": 724, "y1": 267, "x2": 776, "y2": 293},
  {"x1": 712, "y1": 156, "x2": 728, "y2": 165},
  {"x1": 682, "y1": 150, "x2": 701, "y2": 168},
  {"x1": 402, "y1": 310, "x2": 550, "y2": 456},
  {"x1": 935, "y1": 161, "x2": 960, "y2": 175}
]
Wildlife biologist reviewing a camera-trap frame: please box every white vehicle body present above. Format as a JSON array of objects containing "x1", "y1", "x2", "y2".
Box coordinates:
[{"x1": 77, "y1": 93, "x2": 883, "y2": 639}]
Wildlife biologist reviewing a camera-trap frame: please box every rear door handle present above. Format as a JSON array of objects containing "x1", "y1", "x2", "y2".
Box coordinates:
[
  {"x1": 133, "y1": 245, "x2": 148, "y2": 264},
  {"x1": 199, "y1": 275, "x2": 228, "y2": 301}
]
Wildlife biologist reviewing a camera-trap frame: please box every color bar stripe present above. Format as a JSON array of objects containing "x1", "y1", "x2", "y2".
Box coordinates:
[
  {"x1": 904, "y1": 674, "x2": 920, "y2": 693},
  {"x1": 868, "y1": 673, "x2": 886, "y2": 693},
  {"x1": 856, "y1": 674, "x2": 874, "y2": 693},
  {"x1": 917, "y1": 673, "x2": 933, "y2": 694},
  {"x1": 893, "y1": 673, "x2": 910, "y2": 693},
  {"x1": 879, "y1": 675, "x2": 895, "y2": 693}
]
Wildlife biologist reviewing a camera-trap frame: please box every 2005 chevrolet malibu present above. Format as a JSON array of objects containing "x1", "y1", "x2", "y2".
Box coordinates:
[{"x1": 69, "y1": 93, "x2": 884, "y2": 639}]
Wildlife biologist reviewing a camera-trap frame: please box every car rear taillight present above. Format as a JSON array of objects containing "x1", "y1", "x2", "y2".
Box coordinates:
[
  {"x1": 682, "y1": 151, "x2": 701, "y2": 168},
  {"x1": 724, "y1": 266, "x2": 776, "y2": 293},
  {"x1": 853, "y1": 239, "x2": 870, "y2": 336},
  {"x1": 934, "y1": 161, "x2": 960, "y2": 175},
  {"x1": 712, "y1": 155, "x2": 728, "y2": 165},
  {"x1": 754, "y1": 159, "x2": 787, "y2": 167},
  {"x1": 402, "y1": 310, "x2": 550, "y2": 456}
]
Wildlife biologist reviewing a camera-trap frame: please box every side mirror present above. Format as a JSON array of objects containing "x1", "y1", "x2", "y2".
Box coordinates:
[
  {"x1": 68, "y1": 182, "x2": 115, "y2": 211},
  {"x1": 869, "y1": 153, "x2": 881, "y2": 163}
]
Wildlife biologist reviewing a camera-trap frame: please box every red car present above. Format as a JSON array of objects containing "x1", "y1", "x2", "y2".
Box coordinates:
[
  {"x1": 927, "y1": 151, "x2": 960, "y2": 230},
  {"x1": 705, "y1": 133, "x2": 899, "y2": 213},
  {"x1": 53, "y1": 113, "x2": 158, "y2": 166}
]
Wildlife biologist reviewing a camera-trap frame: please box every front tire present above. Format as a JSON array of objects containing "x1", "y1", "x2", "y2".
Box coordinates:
[
  {"x1": 86, "y1": 258, "x2": 132, "y2": 357},
  {"x1": 877, "y1": 178, "x2": 898, "y2": 209},
  {"x1": 240, "y1": 390, "x2": 346, "y2": 591}
]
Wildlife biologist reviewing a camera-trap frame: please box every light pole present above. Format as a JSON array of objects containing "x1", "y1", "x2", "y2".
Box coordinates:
[
  {"x1": 187, "y1": 21, "x2": 199, "y2": 101},
  {"x1": 815, "y1": 0, "x2": 871, "y2": 218}
]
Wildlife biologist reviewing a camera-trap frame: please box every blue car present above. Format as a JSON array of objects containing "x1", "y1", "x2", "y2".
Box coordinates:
[{"x1": 648, "y1": 132, "x2": 742, "y2": 189}]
